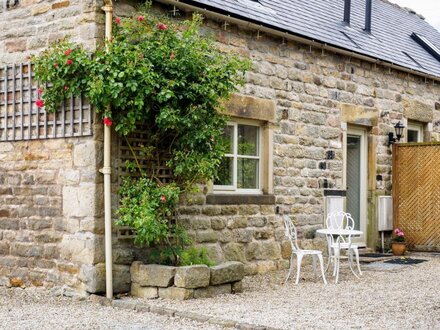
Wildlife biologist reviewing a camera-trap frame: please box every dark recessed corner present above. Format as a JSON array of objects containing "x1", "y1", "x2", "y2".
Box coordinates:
[
  {"x1": 206, "y1": 194, "x2": 276, "y2": 205},
  {"x1": 323, "y1": 190, "x2": 346, "y2": 197}
]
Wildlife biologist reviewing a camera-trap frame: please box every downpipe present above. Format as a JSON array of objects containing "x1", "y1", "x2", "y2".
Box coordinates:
[{"x1": 101, "y1": 0, "x2": 113, "y2": 300}]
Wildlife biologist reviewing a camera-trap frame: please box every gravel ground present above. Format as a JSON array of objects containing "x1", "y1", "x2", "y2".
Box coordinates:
[
  {"x1": 0, "y1": 287, "x2": 222, "y2": 330},
  {"x1": 0, "y1": 253, "x2": 439, "y2": 329},
  {"x1": 141, "y1": 253, "x2": 440, "y2": 329}
]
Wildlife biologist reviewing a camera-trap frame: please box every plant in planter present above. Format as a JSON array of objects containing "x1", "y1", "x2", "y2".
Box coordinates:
[
  {"x1": 391, "y1": 228, "x2": 407, "y2": 256},
  {"x1": 33, "y1": 5, "x2": 250, "y2": 266}
]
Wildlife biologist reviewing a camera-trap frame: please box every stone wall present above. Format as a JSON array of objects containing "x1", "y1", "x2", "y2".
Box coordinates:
[
  {"x1": 0, "y1": 0, "x2": 103, "y2": 64},
  {"x1": 110, "y1": 2, "x2": 440, "y2": 276},
  {"x1": 1, "y1": 0, "x2": 440, "y2": 296},
  {"x1": 0, "y1": 0, "x2": 109, "y2": 296}
]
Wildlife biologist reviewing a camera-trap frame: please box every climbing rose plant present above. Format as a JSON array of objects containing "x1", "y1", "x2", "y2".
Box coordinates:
[{"x1": 33, "y1": 7, "x2": 250, "y2": 265}]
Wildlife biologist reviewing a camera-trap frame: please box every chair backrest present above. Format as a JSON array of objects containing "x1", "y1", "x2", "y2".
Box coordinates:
[
  {"x1": 283, "y1": 215, "x2": 300, "y2": 252},
  {"x1": 325, "y1": 211, "x2": 355, "y2": 230}
]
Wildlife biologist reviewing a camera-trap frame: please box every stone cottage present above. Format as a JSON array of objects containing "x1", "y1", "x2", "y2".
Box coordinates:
[{"x1": 1, "y1": 0, "x2": 440, "y2": 296}]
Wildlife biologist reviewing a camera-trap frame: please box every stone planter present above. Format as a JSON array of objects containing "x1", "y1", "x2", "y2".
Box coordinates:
[
  {"x1": 391, "y1": 242, "x2": 407, "y2": 256},
  {"x1": 130, "y1": 261, "x2": 244, "y2": 300}
]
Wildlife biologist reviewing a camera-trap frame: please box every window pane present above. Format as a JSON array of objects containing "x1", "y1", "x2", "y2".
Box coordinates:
[
  {"x1": 221, "y1": 126, "x2": 234, "y2": 154},
  {"x1": 237, "y1": 158, "x2": 259, "y2": 189},
  {"x1": 407, "y1": 129, "x2": 419, "y2": 143},
  {"x1": 238, "y1": 125, "x2": 258, "y2": 156},
  {"x1": 215, "y1": 157, "x2": 233, "y2": 185}
]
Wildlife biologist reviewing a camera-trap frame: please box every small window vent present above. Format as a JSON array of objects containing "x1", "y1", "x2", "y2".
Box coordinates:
[{"x1": 411, "y1": 32, "x2": 440, "y2": 62}]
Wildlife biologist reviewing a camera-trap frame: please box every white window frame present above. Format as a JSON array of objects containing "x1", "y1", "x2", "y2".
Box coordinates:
[
  {"x1": 406, "y1": 122, "x2": 424, "y2": 143},
  {"x1": 213, "y1": 119, "x2": 263, "y2": 194}
]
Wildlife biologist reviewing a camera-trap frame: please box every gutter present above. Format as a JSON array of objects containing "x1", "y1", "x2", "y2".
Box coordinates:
[
  {"x1": 157, "y1": 0, "x2": 440, "y2": 84},
  {"x1": 101, "y1": 0, "x2": 113, "y2": 300}
]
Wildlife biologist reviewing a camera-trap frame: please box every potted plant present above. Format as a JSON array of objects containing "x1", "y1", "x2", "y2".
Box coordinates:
[{"x1": 391, "y1": 228, "x2": 407, "y2": 256}]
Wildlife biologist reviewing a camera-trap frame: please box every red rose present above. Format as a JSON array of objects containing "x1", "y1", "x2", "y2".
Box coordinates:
[
  {"x1": 37, "y1": 88, "x2": 43, "y2": 95},
  {"x1": 161, "y1": 195, "x2": 166, "y2": 203},
  {"x1": 35, "y1": 99, "x2": 44, "y2": 108},
  {"x1": 65, "y1": 49, "x2": 72, "y2": 56},
  {"x1": 157, "y1": 23, "x2": 167, "y2": 30},
  {"x1": 54, "y1": 63, "x2": 59, "y2": 68},
  {"x1": 103, "y1": 117, "x2": 113, "y2": 127},
  {"x1": 115, "y1": 17, "x2": 121, "y2": 25},
  {"x1": 137, "y1": 15, "x2": 144, "y2": 22},
  {"x1": 66, "y1": 59, "x2": 73, "y2": 65}
]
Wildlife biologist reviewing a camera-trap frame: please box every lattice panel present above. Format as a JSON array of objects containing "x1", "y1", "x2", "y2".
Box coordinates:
[
  {"x1": 393, "y1": 143, "x2": 440, "y2": 251},
  {"x1": 0, "y1": 63, "x2": 93, "y2": 141},
  {"x1": 118, "y1": 126, "x2": 173, "y2": 184},
  {"x1": 116, "y1": 126, "x2": 174, "y2": 239}
]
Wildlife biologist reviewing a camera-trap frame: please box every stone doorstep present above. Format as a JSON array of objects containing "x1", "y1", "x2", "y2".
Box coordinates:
[{"x1": 88, "y1": 297, "x2": 283, "y2": 330}]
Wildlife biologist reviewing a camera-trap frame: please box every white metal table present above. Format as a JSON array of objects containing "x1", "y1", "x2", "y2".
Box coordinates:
[{"x1": 316, "y1": 228, "x2": 363, "y2": 283}]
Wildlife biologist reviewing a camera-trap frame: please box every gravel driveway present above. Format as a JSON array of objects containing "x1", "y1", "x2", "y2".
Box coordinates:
[
  {"x1": 143, "y1": 253, "x2": 440, "y2": 329},
  {"x1": 0, "y1": 287, "x2": 221, "y2": 330},
  {"x1": 0, "y1": 253, "x2": 439, "y2": 329}
]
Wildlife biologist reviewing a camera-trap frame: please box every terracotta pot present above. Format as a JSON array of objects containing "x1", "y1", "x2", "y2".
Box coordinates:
[{"x1": 391, "y1": 242, "x2": 407, "y2": 256}]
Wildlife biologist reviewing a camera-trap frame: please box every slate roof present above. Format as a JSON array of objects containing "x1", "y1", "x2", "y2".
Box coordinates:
[{"x1": 179, "y1": 0, "x2": 440, "y2": 78}]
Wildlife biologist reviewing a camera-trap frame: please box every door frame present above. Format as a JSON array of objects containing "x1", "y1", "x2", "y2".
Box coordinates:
[{"x1": 346, "y1": 126, "x2": 368, "y2": 246}]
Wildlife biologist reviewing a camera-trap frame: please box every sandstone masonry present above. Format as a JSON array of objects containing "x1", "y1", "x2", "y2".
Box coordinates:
[{"x1": 1, "y1": 0, "x2": 440, "y2": 296}]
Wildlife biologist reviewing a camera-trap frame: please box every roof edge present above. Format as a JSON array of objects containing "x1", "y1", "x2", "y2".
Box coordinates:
[{"x1": 156, "y1": 0, "x2": 440, "y2": 82}]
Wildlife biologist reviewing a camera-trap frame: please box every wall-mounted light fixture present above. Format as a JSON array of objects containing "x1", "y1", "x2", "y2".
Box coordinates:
[{"x1": 388, "y1": 121, "x2": 405, "y2": 146}]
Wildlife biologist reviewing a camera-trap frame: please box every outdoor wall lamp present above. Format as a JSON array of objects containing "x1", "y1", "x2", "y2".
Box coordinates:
[{"x1": 388, "y1": 121, "x2": 405, "y2": 146}]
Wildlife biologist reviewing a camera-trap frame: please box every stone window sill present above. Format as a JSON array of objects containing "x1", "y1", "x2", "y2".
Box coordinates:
[{"x1": 206, "y1": 194, "x2": 275, "y2": 205}]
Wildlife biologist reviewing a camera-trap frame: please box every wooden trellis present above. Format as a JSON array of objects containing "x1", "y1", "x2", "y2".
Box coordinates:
[
  {"x1": 118, "y1": 126, "x2": 173, "y2": 184},
  {"x1": 0, "y1": 63, "x2": 93, "y2": 142},
  {"x1": 393, "y1": 142, "x2": 440, "y2": 251},
  {"x1": 116, "y1": 125, "x2": 173, "y2": 239}
]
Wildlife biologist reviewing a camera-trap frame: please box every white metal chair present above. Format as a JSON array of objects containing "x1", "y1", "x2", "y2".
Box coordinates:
[
  {"x1": 283, "y1": 215, "x2": 327, "y2": 285},
  {"x1": 325, "y1": 211, "x2": 362, "y2": 283}
]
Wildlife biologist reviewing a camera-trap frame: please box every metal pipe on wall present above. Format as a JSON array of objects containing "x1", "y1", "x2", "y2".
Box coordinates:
[{"x1": 101, "y1": 0, "x2": 113, "y2": 300}]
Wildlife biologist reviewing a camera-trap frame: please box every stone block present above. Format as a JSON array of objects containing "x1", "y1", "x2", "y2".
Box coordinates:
[
  {"x1": 32, "y1": 4, "x2": 51, "y2": 15},
  {"x1": 174, "y1": 265, "x2": 210, "y2": 289},
  {"x1": 73, "y1": 141, "x2": 98, "y2": 167},
  {"x1": 0, "y1": 242, "x2": 10, "y2": 255},
  {"x1": 244, "y1": 263, "x2": 258, "y2": 276},
  {"x1": 249, "y1": 216, "x2": 267, "y2": 227},
  {"x1": 52, "y1": 1, "x2": 70, "y2": 10},
  {"x1": 210, "y1": 217, "x2": 226, "y2": 230},
  {"x1": 231, "y1": 281, "x2": 243, "y2": 293},
  {"x1": 130, "y1": 262, "x2": 175, "y2": 287},
  {"x1": 80, "y1": 264, "x2": 130, "y2": 294},
  {"x1": 59, "y1": 233, "x2": 104, "y2": 264},
  {"x1": 223, "y1": 243, "x2": 246, "y2": 263},
  {"x1": 0, "y1": 209, "x2": 10, "y2": 218},
  {"x1": 256, "y1": 261, "x2": 277, "y2": 273},
  {"x1": 210, "y1": 261, "x2": 244, "y2": 285},
  {"x1": 227, "y1": 217, "x2": 248, "y2": 229},
  {"x1": 131, "y1": 283, "x2": 158, "y2": 299},
  {"x1": 63, "y1": 184, "x2": 102, "y2": 218},
  {"x1": 340, "y1": 103, "x2": 378, "y2": 127},
  {"x1": 194, "y1": 284, "x2": 231, "y2": 298},
  {"x1": 190, "y1": 218, "x2": 211, "y2": 230},
  {"x1": 196, "y1": 230, "x2": 219, "y2": 243},
  {"x1": 233, "y1": 229, "x2": 253, "y2": 243},
  {"x1": 222, "y1": 94, "x2": 276, "y2": 123},
  {"x1": 159, "y1": 287, "x2": 194, "y2": 300},
  {"x1": 255, "y1": 241, "x2": 281, "y2": 260},
  {"x1": 11, "y1": 243, "x2": 43, "y2": 258},
  {"x1": 403, "y1": 99, "x2": 433, "y2": 122}
]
